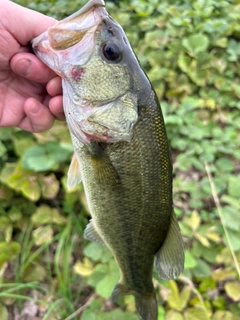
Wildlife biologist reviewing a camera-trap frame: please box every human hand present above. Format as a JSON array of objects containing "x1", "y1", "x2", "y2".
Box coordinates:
[{"x1": 0, "y1": 0, "x2": 64, "y2": 132}]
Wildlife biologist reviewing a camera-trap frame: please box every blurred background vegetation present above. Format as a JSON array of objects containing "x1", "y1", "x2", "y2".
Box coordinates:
[{"x1": 0, "y1": 0, "x2": 240, "y2": 319}]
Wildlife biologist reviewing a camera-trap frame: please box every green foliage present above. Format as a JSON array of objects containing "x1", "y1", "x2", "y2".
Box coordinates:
[
  {"x1": 1, "y1": 0, "x2": 240, "y2": 318},
  {"x1": 81, "y1": 299, "x2": 139, "y2": 320},
  {"x1": 22, "y1": 141, "x2": 72, "y2": 172}
]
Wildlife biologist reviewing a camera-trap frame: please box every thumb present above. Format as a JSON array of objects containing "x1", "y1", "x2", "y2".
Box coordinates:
[
  {"x1": 10, "y1": 52, "x2": 57, "y2": 83},
  {"x1": 3, "y1": 0, "x2": 57, "y2": 45}
]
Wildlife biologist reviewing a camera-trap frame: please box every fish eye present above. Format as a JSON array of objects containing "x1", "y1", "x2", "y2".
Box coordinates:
[{"x1": 102, "y1": 42, "x2": 122, "y2": 62}]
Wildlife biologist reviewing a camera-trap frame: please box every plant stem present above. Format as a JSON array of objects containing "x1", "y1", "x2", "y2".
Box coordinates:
[
  {"x1": 63, "y1": 293, "x2": 97, "y2": 320},
  {"x1": 205, "y1": 162, "x2": 240, "y2": 279}
]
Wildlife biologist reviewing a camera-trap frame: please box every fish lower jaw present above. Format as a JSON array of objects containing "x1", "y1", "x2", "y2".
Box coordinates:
[
  {"x1": 83, "y1": 131, "x2": 110, "y2": 143},
  {"x1": 81, "y1": 131, "x2": 132, "y2": 144},
  {"x1": 71, "y1": 121, "x2": 133, "y2": 145}
]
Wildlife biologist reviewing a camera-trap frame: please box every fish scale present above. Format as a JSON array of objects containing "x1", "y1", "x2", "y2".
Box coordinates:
[{"x1": 32, "y1": 0, "x2": 185, "y2": 319}]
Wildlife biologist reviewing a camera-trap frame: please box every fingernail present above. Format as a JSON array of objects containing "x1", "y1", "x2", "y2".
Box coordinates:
[
  {"x1": 16, "y1": 58, "x2": 32, "y2": 76},
  {"x1": 31, "y1": 102, "x2": 41, "y2": 114}
]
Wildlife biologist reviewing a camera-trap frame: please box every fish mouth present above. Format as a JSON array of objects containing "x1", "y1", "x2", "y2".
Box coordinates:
[{"x1": 31, "y1": 0, "x2": 108, "y2": 75}]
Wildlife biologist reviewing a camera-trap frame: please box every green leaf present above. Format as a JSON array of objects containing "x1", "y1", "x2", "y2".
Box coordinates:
[
  {"x1": 0, "y1": 241, "x2": 21, "y2": 266},
  {"x1": 0, "y1": 184, "x2": 13, "y2": 201},
  {"x1": 179, "y1": 286, "x2": 191, "y2": 310},
  {"x1": 22, "y1": 141, "x2": 72, "y2": 172},
  {"x1": 212, "y1": 311, "x2": 233, "y2": 320},
  {"x1": 0, "y1": 163, "x2": 16, "y2": 184},
  {"x1": 216, "y1": 247, "x2": 233, "y2": 265},
  {"x1": 184, "y1": 307, "x2": 209, "y2": 320},
  {"x1": 96, "y1": 259, "x2": 120, "y2": 298},
  {"x1": 221, "y1": 206, "x2": 240, "y2": 231},
  {"x1": 191, "y1": 241, "x2": 202, "y2": 258},
  {"x1": 0, "y1": 127, "x2": 16, "y2": 141},
  {"x1": 212, "y1": 268, "x2": 236, "y2": 282},
  {"x1": 227, "y1": 39, "x2": 240, "y2": 61},
  {"x1": 192, "y1": 259, "x2": 212, "y2": 277},
  {"x1": 184, "y1": 250, "x2": 197, "y2": 269},
  {"x1": 0, "y1": 216, "x2": 12, "y2": 242},
  {"x1": 84, "y1": 242, "x2": 113, "y2": 263},
  {"x1": 221, "y1": 195, "x2": 240, "y2": 210},
  {"x1": 101, "y1": 309, "x2": 139, "y2": 320},
  {"x1": 166, "y1": 281, "x2": 190, "y2": 311},
  {"x1": 32, "y1": 226, "x2": 54, "y2": 245},
  {"x1": 199, "y1": 277, "x2": 216, "y2": 292},
  {"x1": 80, "y1": 309, "x2": 96, "y2": 320},
  {"x1": 22, "y1": 263, "x2": 46, "y2": 282},
  {"x1": 41, "y1": 174, "x2": 60, "y2": 199},
  {"x1": 84, "y1": 242, "x2": 107, "y2": 262},
  {"x1": 188, "y1": 210, "x2": 201, "y2": 231},
  {"x1": 195, "y1": 233, "x2": 211, "y2": 248},
  {"x1": 21, "y1": 178, "x2": 41, "y2": 201},
  {"x1": 87, "y1": 263, "x2": 108, "y2": 288},
  {"x1": 225, "y1": 282, "x2": 240, "y2": 301},
  {"x1": 2, "y1": 164, "x2": 42, "y2": 201},
  {"x1": 13, "y1": 136, "x2": 35, "y2": 156},
  {"x1": 228, "y1": 176, "x2": 240, "y2": 198},
  {"x1": 166, "y1": 310, "x2": 184, "y2": 320},
  {"x1": 0, "y1": 141, "x2": 7, "y2": 157},
  {"x1": 201, "y1": 246, "x2": 218, "y2": 263},
  {"x1": 182, "y1": 34, "x2": 209, "y2": 55},
  {"x1": 158, "y1": 306, "x2": 166, "y2": 320},
  {"x1": 74, "y1": 258, "x2": 94, "y2": 276},
  {"x1": 223, "y1": 230, "x2": 240, "y2": 251},
  {"x1": 205, "y1": 227, "x2": 221, "y2": 243},
  {"x1": 216, "y1": 158, "x2": 234, "y2": 172},
  {"x1": 0, "y1": 303, "x2": 8, "y2": 320},
  {"x1": 31, "y1": 205, "x2": 68, "y2": 226}
]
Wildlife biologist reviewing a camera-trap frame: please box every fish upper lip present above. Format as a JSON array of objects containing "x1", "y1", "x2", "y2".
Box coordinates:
[
  {"x1": 53, "y1": 0, "x2": 107, "y2": 33},
  {"x1": 58, "y1": 0, "x2": 106, "y2": 22},
  {"x1": 32, "y1": 0, "x2": 108, "y2": 62},
  {"x1": 31, "y1": 0, "x2": 108, "y2": 76}
]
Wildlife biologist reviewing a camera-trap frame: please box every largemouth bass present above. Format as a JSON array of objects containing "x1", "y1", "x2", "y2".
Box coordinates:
[{"x1": 32, "y1": 1, "x2": 184, "y2": 319}]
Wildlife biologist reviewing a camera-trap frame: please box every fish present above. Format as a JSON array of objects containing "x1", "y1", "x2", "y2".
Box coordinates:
[{"x1": 32, "y1": 1, "x2": 185, "y2": 319}]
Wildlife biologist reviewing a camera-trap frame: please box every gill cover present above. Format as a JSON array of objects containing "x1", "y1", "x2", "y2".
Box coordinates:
[{"x1": 32, "y1": 0, "x2": 138, "y2": 144}]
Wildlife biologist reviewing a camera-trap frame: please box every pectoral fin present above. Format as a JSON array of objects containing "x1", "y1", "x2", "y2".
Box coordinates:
[
  {"x1": 155, "y1": 212, "x2": 185, "y2": 280},
  {"x1": 84, "y1": 220, "x2": 106, "y2": 245},
  {"x1": 67, "y1": 153, "x2": 82, "y2": 189}
]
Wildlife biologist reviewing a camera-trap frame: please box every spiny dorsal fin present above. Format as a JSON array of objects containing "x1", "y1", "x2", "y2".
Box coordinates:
[
  {"x1": 67, "y1": 153, "x2": 82, "y2": 189},
  {"x1": 155, "y1": 211, "x2": 185, "y2": 280},
  {"x1": 84, "y1": 220, "x2": 106, "y2": 245}
]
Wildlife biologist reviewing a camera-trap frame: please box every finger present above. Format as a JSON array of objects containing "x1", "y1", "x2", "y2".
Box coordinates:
[
  {"x1": 21, "y1": 97, "x2": 55, "y2": 132},
  {"x1": 47, "y1": 76, "x2": 63, "y2": 96},
  {"x1": 10, "y1": 52, "x2": 57, "y2": 83},
  {"x1": 49, "y1": 95, "x2": 65, "y2": 121}
]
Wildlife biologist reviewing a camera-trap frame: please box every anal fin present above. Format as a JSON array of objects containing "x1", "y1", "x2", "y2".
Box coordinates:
[
  {"x1": 84, "y1": 220, "x2": 106, "y2": 246},
  {"x1": 67, "y1": 153, "x2": 82, "y2": 189},
  {"x1": 155, "y1": 211, "x2": 185, "y2": 280}
]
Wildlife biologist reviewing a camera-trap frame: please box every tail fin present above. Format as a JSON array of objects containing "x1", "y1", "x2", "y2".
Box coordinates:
[
  {"x1": 111, "y1": 283, "x2": 158, "y2": 320},
  {"x1": 135, "y1": 291, "x2": 158, "y2": 320}
]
